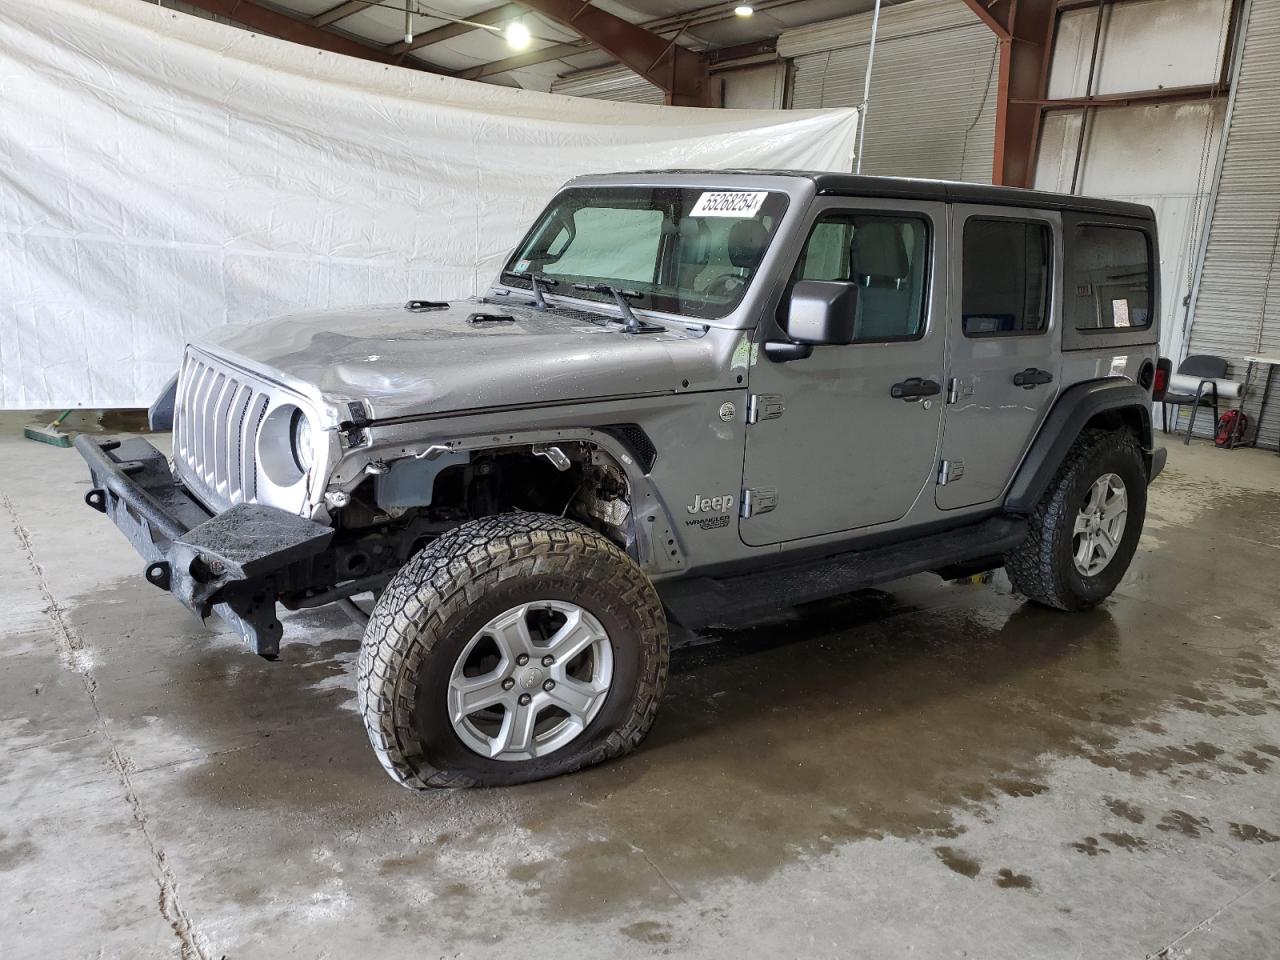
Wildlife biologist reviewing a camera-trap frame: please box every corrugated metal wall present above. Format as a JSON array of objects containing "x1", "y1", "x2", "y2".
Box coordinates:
[
  {"x1": 780, "y1": 0, "x2": 999, "y2": 182},
  {"x1": 551, "y1": 66, "x2": 664, "y2": 104},
  {"x1": 1187, "y1": 0, "x2": 1280, "y2": 447}
]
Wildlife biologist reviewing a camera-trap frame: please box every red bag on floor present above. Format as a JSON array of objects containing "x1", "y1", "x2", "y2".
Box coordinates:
[{"x1": 1215, "y1": 409, "x2": 1248, "y2": 447}]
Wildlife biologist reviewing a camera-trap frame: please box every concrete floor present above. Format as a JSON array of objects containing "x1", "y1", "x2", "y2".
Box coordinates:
[{"x1": 2, "y1": 415, "x2": 1280, "y2": 960}]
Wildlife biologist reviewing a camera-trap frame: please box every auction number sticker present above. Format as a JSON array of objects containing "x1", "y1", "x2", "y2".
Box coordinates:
[{"x1": 691, "y1": 191, "x2": 768, "y2": 218}]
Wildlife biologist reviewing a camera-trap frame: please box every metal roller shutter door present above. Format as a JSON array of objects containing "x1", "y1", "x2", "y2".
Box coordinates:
[
  {"x1": 1187, "y1": 0, "x2": 1280, "y2": 447},
  {"x1": 551, "y1": 66, "x2": 664, "y2": 104},
  {"x1": 788, "y1": 24, "x2": 999, "y2": 182}
]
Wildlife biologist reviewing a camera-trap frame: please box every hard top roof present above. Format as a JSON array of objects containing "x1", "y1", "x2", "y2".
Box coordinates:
[{"x1": 572, "y1": 170, "x2": 1153, "y2": 220}]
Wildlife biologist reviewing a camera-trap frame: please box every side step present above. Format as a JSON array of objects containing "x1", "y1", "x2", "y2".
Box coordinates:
[{"x1": 658, "y1": 516, "x2": 1027, "y2": 632}]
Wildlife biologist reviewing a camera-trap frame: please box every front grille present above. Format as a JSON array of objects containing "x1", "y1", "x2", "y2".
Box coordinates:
[{"x1": 174, "y1": 350, "x2": 270, "y2": 510}]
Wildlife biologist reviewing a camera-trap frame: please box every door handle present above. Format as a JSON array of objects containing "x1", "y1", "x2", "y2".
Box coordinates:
[
  {"x1": 1012, "y1": 368, "x2": 1054, "y2": 389},
  {"x1": 890, "y1": 377, "x2": 942, "y2": 401}
]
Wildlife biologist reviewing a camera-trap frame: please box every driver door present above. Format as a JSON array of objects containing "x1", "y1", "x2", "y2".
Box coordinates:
[{"x1": 739, "y1": 198, "x2": 949, "y2": 547}]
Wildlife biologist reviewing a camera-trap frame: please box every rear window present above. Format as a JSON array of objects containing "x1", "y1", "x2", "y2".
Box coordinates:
[{"x1": 1069, "y1": 225, "x2": 1152, "y2": 331}]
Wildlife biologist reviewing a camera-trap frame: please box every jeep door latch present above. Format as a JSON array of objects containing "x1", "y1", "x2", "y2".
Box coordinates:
[
  {"x1": 890, "y1": 377, "x2": 942, "y2": 401},
  {"x1": 1012, "y1": 367, "x2": 1054, "y2": 389}
]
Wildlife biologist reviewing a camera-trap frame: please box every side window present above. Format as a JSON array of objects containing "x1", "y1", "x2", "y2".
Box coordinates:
[
  {"x1": 1069, "y1": 225, "x2": 1152, "y2": 331},
  {"x1": 791, "y1": 212, "x2": 930, "y2": 342},
  {"x1": 962, "y1": 219, "x2": 1051, "y2": 337}
]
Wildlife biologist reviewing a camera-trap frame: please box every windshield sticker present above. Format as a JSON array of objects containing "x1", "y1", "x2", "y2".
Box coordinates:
[
  {"x1": 514, "y1": 259, "x2": 531, "y2": 273},
  {"x1": 691, "y1": 191, "x2": 768, "y2": 218}
]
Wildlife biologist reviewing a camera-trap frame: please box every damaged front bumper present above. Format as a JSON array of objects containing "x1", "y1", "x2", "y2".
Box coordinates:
[{"x1": 75, "y1": 436, "x2": 334, "y2": 657}]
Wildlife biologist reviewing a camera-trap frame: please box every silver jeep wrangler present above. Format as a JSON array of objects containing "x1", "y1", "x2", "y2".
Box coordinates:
[{"x1": 77, "y1": 171, "x2": 1170, "y2": 789}]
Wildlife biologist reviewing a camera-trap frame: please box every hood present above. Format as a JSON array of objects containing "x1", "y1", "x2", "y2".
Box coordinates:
[{"x1": 195, "y1": 299, "x2": 726, "y2": 422}]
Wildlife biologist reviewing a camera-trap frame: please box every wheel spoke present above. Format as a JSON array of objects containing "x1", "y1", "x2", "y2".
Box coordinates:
[
  {"x1": 1075, "y1": 532, "x2": 1094, "y2": 570},
  {"x1": 1102, "y1": 495, "x2": 1127, "y2": 522},
  {"x1": 1074, "y1": 512, "x2": 1092, "y2": 534},
  {"x1": 545, "y1": 676, "x2": 602, "y2": 720},
  {"x1": 450, "y1": 674, "x2": 508, "y2": 722},
  {"x1": 1086, "y1": 477, "x2": 1106, "y2": 512},
  {"x1": 489, "y1": 606, "x2": 536, "y2": 661},
  {"x1": 547, "y1": 610, "x2": 601, "y2": 663},
  {"x1": 496, "y1": 701, "x2": 539, "y2": 757}
]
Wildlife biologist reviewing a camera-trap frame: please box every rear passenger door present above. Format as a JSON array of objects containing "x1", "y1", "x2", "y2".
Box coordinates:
[{"x1": 936, "y1": 207, "x2": 1061, "y2": 510}]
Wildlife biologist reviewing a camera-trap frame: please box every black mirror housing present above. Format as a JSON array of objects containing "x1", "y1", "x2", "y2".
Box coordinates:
[{"x1": 783, "y1": 280, "x2": 859, "y2": 346}]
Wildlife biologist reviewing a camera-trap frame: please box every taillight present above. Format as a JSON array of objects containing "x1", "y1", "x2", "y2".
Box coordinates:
[{"x1": 1152, "y1": 357, "x2": 1172, "y2": 401}]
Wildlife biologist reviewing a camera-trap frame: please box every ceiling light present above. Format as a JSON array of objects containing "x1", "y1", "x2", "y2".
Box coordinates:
[
  {"x1": 734, "y1": 4, "x2": 754, "y2": 15},
  {"x1": 505, "y1": 20, "x2": 532, "y2": 50}
]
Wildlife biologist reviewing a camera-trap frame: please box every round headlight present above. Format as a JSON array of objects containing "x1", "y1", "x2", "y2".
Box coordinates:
[{"x1": 291, "y1": 408, "x2": 313, "y2": 472}]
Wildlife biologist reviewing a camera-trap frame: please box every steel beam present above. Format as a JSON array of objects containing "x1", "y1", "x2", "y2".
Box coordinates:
[
  {"x1": 963, "y1": 0, "x2": 1056, "y2": 187},
  {"x1": 511, "y1": 1, "x2": 716, "y2": 106},
  {"x1": 968, "y1": 0, "x2": 1238, "y2": 187},
  {"x1": 1017, "y1": 83, "x2": 1228, "y2": 110},
  {"x1": 448, "y1": 0, "x2": 799, "y2": 89},
  {"x1": 458, "y1": 42, "x2": 586, "y2": 81},
  {"x1": 177, "y1": 0, "x2": 446, "y2": 73}
]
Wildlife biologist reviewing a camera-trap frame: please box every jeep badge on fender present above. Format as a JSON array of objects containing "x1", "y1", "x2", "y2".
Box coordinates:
[{"x1": 687, "y1": 492, "x2": 735, "y2": 515}]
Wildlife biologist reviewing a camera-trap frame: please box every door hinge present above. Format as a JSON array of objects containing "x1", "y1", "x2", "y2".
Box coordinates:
[
  {"x1": 946, "y1": 378, "x2": 974, "y2": 404},
  {"x1": 746, "y1": 393, "x2": 785, "y2": 424},
  {"x1": 740, "y1": 487, "x2": 778, "y2": 518},
  {"x1": 938, "y1": 459, "x2": 965, "y2": 485}
]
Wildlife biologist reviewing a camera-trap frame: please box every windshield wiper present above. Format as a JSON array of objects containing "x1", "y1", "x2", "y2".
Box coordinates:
[
  {"x1": 527, "y1": 272, "x2": 557, "y2": 310},
  {"x1": 573, "y1": 282, "x2": 644, "y2": 333},
  {"x1": 498, "y1": 271, "x2": 557, "y2": 310}
]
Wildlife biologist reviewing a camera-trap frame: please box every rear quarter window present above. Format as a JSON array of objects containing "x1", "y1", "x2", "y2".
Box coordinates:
[{"x1": 1068, "y1": 225, "x2": 1152, "y2": 331}]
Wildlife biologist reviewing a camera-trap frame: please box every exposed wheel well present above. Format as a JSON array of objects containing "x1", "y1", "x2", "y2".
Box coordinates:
[
  {"x1": 1082, "y1": 406, "x2": 1146, "y2": 443},
  {"x1": 281, "y1": 442, "x2": 637, "y2": 612}
]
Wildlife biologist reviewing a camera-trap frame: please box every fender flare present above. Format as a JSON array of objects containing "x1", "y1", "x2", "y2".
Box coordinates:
[{"x1": 1004, "y1": 378, "x2": 1154, "y2": 514}]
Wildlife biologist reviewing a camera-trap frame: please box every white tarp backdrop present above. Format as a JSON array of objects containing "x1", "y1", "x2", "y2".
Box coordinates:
[{"x1": 0, "y1": 0, "x2": 858, "y2": 409}]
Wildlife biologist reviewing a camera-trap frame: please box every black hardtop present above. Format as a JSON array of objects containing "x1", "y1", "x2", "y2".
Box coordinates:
[{"x1": 619, "y1": 169, "x2": 1153, "y2": 221}]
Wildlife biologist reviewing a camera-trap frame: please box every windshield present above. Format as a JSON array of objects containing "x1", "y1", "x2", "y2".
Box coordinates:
[{"x1": 501, "y1": 186, "x2": 790, "y2": 321}]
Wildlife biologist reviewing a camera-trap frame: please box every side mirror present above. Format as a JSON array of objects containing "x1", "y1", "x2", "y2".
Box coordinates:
[{"x1": 782, "y1": 280, "x2": 859, "y2": 346}]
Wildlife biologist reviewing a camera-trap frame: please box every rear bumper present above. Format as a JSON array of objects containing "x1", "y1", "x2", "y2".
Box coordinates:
[{"x1": 75, "y1": 436, "x2": 333, "y2": 656}]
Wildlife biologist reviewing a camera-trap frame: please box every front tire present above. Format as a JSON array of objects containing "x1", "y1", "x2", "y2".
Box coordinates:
[
  {"x1": 1005, "y1": 428, "x2": 1148, "y2": 611},
  {"x1": 356, "y1": 513, "x2": 668, "y2": 789}
]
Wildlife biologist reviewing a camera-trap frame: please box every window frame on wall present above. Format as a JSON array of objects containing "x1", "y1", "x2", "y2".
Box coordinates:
[
  {"x1": 783, "y1": 208, "x2": 933, "y2": 345},
  {"x1": 1060, "y1": 211, "x2": 1160, "y2": 352},
  {"x1": 959, "y1": 215, "x2": 1054, "y2": 339}
]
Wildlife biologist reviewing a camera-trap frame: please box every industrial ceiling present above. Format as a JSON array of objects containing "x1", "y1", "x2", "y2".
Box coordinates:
[{"x1": 165, "y1": 0, "x2": 889, "y2": 93}]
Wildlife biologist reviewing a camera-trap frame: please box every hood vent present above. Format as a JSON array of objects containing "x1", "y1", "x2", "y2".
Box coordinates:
[
  {"x1": 467, "y1": 312, "x2": 516, "y2": 326},
  {"x1": 405, "y1": 300, "x2": 448, "y2": 312}
]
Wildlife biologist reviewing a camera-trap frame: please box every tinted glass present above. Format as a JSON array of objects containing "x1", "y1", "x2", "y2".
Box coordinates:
[
  {"x1": 1069, "y1": 225, "x2": 1152, "y2": 331},
  {"x1": 503, "y1": 187, "x2": 789, "y2": 320},
  {"x1": 962, "y1": 219, "x2": 1051, "y2": 337},
  {"x1": 791, "y1": 213, "x2": 930, "y2": 342}
]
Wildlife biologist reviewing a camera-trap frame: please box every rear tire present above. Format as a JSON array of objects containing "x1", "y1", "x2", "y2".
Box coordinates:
[
  {"x1": 1005, "y1": 428, "x2": 1147, "y2": 611},
  {"x1": 356, "y1": 512, "x2": 668, "y2": 789}
]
